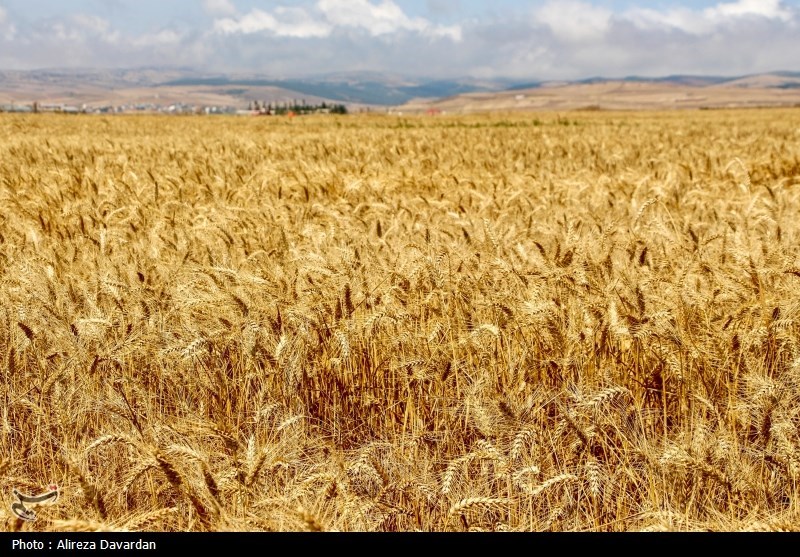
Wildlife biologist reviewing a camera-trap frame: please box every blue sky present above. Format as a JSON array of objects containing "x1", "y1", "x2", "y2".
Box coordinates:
[{"x1": 1, "y1": 1, "x2": 799, "y2": 78}]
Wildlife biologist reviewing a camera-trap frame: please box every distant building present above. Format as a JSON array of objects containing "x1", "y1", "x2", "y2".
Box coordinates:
[
  {"x1": 39, "y1": 103, "x2": 64, "y2": 112},
  {"x1": 0, "y1": 104, "x2": 33, "y2": 113}
]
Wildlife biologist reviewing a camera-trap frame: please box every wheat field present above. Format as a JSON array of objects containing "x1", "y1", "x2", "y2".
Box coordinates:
[{"x1": 1, "y1": 109, "x2": 800, "y2": 531}]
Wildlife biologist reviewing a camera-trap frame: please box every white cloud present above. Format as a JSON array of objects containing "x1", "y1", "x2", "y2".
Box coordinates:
[
  {"x1": 0, "y1": 0, "x2": 798, "y2": 80},
  {"x1": 623, "y1": 7, "x2": 712, "y2": 34},
  {"x1": 214, "y1": 7, "x2": 332, "y2": 38},
  {"x1": 73, "y1": 14, "x2": 120, "y2": 41},
  {"x1": 318, "y1": 0, "x2": 462, "y2": 39},
  {"x1": 131, "y1": 29, "x2": 184, "y2": 47},
  {"x1": 214, "y1": 0, "x2": 461, "y2": 41},
  {"x1": 0, "y1": 5, "x2": 14, "y2": 42},
  {"x1": 706, "y1": 0, "x2": 792, "y2": 21},
  {"x1": 203, "y1": 0, "x2": 237, "y2": 17},
  {"x1": 36, "y1": 14, "x2": 121, "y2": 45},
  {"x1": 320, "y1": 0, "x2": 422, "y2": 35},
  {"x1": 625, "y1": 0, "x2": 795, "y2": 35},
  {"x1": 535, "y1": 0, "x2": 612, "y2": 42}
]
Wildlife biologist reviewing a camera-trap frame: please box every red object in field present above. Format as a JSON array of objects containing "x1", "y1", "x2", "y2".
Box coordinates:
[{"x1": 288, "y1": 111, "x2": 296, "y2": 118}]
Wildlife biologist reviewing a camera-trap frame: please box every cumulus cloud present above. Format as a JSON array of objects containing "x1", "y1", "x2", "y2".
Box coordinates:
[
  {"x1": 130, "y1": 28, "x2": 184, "y2": 48},
  {"x1": 0, "y1": 5, "x2": 14, "y2": 43},
  {"x1": 0, "y1": 0, "x2": 798, "y2": 80},
  {"x1": 467, "y1": 0, "x2": 797, "y2": 79},
  {"x1": 535, "y1": 1, "x2": 612, "y2": 42},
  {"x1": 214, "y1": 7, "x2": 332, "y2": 38},
  {"x1": 0, "y1": 10, "x2": 198, "y2": 70},
  {"x1": 203, "y1": 0, "x2": 237, "y2": 17},
  {"x1": 71, "y1": 14, "x2": 121, "y2": 42},
  {"x1": 706, "y1": 0, "x2": 792, "y2": 21},
  {"x1": 531, "y1": 0, "x2": 795, "y2": 43},
  {"x1": 214, "y1": 0, "x2": 462, "y2": 41},
  {"x1": 317, "y1": 0, "x2": 460, "y2": 38},
  {"x1": 625, "y1": 0, "x2": 795, "y2": 35}
]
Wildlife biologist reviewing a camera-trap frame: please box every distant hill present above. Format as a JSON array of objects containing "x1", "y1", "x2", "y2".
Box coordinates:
[
  {"x1": 2, "y1": 68, "x2": 800, "y2": 111},
  {"x1": 158, "y1": 74, "x2": 512, "y2": 106},
  {"x1": 393, "y1": 74, "x2": 800, "y2": 114},
  {"x1": 0, "y1": 68, "x2": 515, "y2": 109}
]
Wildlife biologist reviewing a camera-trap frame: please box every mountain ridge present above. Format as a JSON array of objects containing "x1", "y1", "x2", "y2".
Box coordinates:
[{"x1": 2, "y1": 68, "x2": 800, "y2": 110}]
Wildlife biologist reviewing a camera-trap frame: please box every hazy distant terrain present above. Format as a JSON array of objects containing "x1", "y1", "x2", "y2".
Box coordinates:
[
  {"x1": 0, "y1": 69, "x2": 334, "y2": 110},
  {"x1": 0, "y1": 69, "x2": 511, "y2": 110},
  {"x1": 396, "y1": 74, "x2": 800, "y2": 113},
  {"x1": 2, "y1": 69, "x2": 800, "y2": 112}
]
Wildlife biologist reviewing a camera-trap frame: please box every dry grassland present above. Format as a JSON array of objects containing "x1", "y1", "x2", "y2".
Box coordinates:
[{"x1": 2, "y1": 110, "x2": 800, "y2": 531}]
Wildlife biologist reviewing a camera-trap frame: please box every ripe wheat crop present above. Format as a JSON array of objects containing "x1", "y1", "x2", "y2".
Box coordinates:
[{"x1": 2, "y1": 109, "x2": 800, "y2": 531}]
